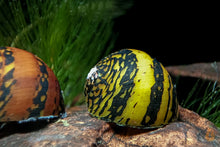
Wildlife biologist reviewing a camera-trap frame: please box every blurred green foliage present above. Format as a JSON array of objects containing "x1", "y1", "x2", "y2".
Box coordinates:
[
  {"x1": 0, "y1": 0, "x2": 132, "y2": 107},
  {"x1": 180, "y1": 63, "x2": 220, "y2": 128},
  {"x1": 182, "y1": 81, "x2": 220, "y2": 128}
]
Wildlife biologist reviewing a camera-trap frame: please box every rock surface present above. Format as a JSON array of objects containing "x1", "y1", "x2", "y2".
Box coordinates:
[
  {"x1": 0, "y1": 105, "x2": 219, "y2": 147},
  {"x1": 0, "y1": 62, "x2": 220, "y2": 146}
]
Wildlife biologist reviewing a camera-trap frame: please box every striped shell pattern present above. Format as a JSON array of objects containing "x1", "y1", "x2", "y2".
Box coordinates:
[
  {"x1": 84, "y1": 49, "x2": 178, "y2": 128},
  {"x1": 0, "y1": 47, "x2": 65, "y2": 123}
]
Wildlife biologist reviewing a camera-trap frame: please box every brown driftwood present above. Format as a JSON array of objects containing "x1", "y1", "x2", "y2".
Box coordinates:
[
  {"x1": 166, "y1": 62, "x2": 220, "y2": 84},
  {"x1": 0, "y1": 105, "x2": 219, "y2": 147}
]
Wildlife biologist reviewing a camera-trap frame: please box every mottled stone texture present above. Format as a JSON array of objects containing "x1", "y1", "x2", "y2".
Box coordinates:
[
  {"x1": 0, "y1": 106, "x2": 219, "y2": 147},
  {"x1": 0, "y1": 62, "x2": 220, "y2": 146}
]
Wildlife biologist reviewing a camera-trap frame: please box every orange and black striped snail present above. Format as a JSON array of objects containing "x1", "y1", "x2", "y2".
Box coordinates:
[
  {"x1": 0, "y1": 47, "x2": 65, "y2": 127},
  {"x1": 84, "y1": 49, "x2": 179, "y2": 129}
]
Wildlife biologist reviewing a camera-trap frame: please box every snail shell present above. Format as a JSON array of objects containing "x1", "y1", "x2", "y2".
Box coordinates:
[
  {"x1": 84, "y1": 49, "x2": 178, "y2": 128},
  {"x1": 0, "y1": 47, "x2": 65, "y2": 123}
]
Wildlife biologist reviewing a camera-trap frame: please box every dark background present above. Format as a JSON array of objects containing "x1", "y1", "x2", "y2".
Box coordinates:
[{"x1": 113, "y1": 1, "x2": 219, "y2": 66}]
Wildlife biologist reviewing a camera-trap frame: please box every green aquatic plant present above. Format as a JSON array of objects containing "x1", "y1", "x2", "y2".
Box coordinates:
[
  {"x1": 0, "y1": 0, "x2": 132, "y2": 106},
  {"x1": 180, "y1": 62, "x2": 220, "y2": 128}
]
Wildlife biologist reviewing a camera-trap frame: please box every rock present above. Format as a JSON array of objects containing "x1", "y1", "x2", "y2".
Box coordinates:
[
  {"x1": 0, "y1": 105, "x2": 219, "y2": 147},
  {"x1": 0, "y1": 62, "x2": 219, "y2": 146}
]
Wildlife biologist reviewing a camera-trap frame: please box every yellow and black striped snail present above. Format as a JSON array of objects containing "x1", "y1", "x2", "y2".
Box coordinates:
[{"x1": 84, "y1": 49, "x2": 179, "y2": 129}]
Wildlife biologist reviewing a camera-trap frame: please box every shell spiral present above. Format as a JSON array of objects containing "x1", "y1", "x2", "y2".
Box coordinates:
[
  {"x1": 84, "y1": 49, "x2": 178, "y2": 128},
  {"x1": 0, "y1": 47, "x2": 65, "y2": 123}
]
